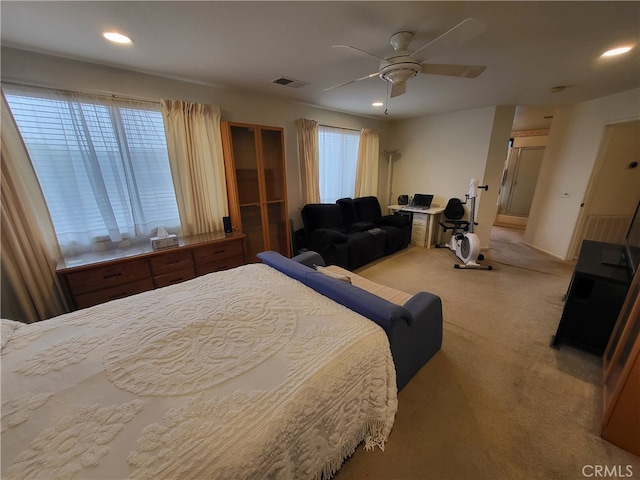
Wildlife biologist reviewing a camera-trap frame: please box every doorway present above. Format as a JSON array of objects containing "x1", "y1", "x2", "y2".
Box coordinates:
[{"x1": 495, "y1": 146, "x2": 545, "y2": 228}]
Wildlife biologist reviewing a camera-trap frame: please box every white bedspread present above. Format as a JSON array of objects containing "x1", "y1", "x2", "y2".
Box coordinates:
[{"x1": 1, "y1": 264, "x2": 397, "y2": 479}]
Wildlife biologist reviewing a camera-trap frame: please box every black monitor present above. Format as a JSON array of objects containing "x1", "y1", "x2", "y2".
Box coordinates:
[{"x1": 624, "y1": 201, "x2": 640, "y2": 276}]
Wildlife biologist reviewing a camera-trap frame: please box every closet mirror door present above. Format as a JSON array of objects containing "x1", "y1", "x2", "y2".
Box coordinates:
[{"x1": 498, "y1": 146, "x2": 544, "y2": 217}]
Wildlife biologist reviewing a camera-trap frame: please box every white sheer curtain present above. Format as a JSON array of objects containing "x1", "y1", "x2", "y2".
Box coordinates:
[
  {"x1": 295, "y1": 118, "x2": 320, "y2": 204},
  {"x1": 1, "y1": 93, "x2": 68, "y2": 322},
  {"x1": 318, "y1": 125, "x2": 360, "y2": 203},
  {"x1": 355, "y1": 128, "x2": 380, "y2": 197},
  {"x1": 161, "y1": 100, "x2": 228, "y2": 235},
  {"x1": 4, "y1": 86, "x2": 180, "y2": 253}
]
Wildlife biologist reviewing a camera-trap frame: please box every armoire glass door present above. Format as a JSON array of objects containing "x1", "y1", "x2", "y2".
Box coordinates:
[
  {"x1": 261, "y1": 128, "x2": 289, "y2": 256},
  {"x1": 231, "y1": 125, "x2": 265, "y2": 260}
]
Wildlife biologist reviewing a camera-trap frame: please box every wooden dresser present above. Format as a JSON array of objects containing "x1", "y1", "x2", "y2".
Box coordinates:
[{"x1": 57, "y1": 232, "x2": 245, "y2": 310}]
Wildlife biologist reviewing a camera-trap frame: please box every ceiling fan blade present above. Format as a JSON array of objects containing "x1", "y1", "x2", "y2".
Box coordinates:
[
  {"x1": 332, "y1": 44, "x2": 386, "y2": 62},
  {"x1": 324, "y1": 71, "x2": 379, "y2": 92},
  {"x1": 412, "y1": 18, "x2": 486, "y2": 60},
  {"x1": 421, "y1": 63, "x2": 487, "y2": 78},
  {"x1": 390, "y1": 82, "x2": 406, "y2": 98}
]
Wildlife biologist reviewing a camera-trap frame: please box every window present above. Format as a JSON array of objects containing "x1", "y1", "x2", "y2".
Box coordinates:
[
  {"x1": 4, "y1": 87, "x2": 180, "y2": 254},
  {"x1": 318, "y1": 125, "x2": 360, "y2": 203}
]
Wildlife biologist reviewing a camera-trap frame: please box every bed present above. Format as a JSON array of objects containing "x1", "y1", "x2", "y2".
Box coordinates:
[{"x1": 1, "y1": 263, "x2": 397, "y2": 479}]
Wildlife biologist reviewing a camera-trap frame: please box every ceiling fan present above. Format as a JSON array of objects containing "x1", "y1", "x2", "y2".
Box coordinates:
[{"x1": 325, "y1": 18, "x2": 488, "y2": 98}]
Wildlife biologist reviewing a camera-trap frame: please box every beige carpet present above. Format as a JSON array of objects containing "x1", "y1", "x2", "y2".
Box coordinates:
[{"x1": 334, "y1": 227, "x2": 639, "y2": 480}]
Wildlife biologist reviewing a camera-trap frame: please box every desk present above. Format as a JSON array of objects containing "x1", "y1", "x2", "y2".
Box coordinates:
[{"x1": 388, "y1": 205, "x2": 445, "y2": 249}]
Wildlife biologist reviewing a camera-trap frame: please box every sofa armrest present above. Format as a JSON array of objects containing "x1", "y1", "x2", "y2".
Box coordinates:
[
  {"x1": 380, "y1": 214, "x2": 411, "y2": 228},
  {"x1": 403, "y1": 292, "x2": 443, "y2": 322},
  {"x1": 392, "y1": 291, "x2": 443, "y2": 390},
  {"x1": 291, "y1": 251, "x2": 326, "y2": 268}
]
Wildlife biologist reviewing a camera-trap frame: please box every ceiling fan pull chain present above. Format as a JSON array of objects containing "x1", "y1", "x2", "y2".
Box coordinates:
[{"x1": 385, "y1": 80, "x2": 390, "y2": 115}]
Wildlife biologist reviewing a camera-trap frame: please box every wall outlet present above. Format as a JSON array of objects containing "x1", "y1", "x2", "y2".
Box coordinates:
[{"x1": 559, "y1": 191, "x2": 571, "y2": 198}]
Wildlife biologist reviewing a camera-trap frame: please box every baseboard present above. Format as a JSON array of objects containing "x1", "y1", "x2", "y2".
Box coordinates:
[
  {"x1": 494, "y1": 214, "x2": 527, "y2": 229},
  {"x1": 521, "y1": 240, "x2": 570, "y2": 261}
]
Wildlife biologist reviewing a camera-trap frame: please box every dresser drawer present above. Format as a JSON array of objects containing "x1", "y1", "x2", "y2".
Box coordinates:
[
  {"x1": 196, "y1": 255, "x2": 245, "y2": 276},
  {"x1": 65, "y1": 259, "x2": 151, "y2": 295},
  {"x1": 153, "y1": 267, "x2": 196, "y2": 288},
  {"x1": 192, "y1": 239, "x2": 244, "y2": 264},
  {"x1": 150, "y1": 249, "x2": 194, "y2": 276},
  {"x1": 74, "y1": 278, "x2": 155, "y2": 310}
]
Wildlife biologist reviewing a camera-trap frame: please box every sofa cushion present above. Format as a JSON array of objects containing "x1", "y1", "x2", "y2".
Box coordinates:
[
  {"x1": 301, "y1": 203, "x2": 347, "y2": 234},
  {"x1": 322, "y1": 266, "x2": 412, "y2": 305},
  {"x1": 353, "y1": 196, "x2": 383, "y2": 224},
  {"x1": 346, "y1": 232, "x2": 378, "y2": 270},
  {"x1": 336, "y1": 197, "x2": 358, "y2": 226},
  {"x1": 312, "y1": 228, "x2": 348, "y2": 250}
]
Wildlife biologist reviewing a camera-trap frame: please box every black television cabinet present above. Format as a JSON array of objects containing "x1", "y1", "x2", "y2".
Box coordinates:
[{"x1": 551, "y1": 240, "x2": 632, "y2": 356}]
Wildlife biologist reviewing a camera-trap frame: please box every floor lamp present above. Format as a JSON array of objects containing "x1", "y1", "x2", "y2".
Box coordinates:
[{"x1": 385, "y1": 149, "x2": 400, "y2": 209}]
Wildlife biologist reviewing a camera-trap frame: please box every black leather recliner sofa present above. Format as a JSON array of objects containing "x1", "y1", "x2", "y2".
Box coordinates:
[{"x1": 300, "y1": 196, "x2": 411, "y2": 270}]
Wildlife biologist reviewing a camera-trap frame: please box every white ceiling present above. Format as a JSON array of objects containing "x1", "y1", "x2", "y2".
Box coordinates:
[{"x1": 2, "y1": 1, "x2": 639, "y2": 130}]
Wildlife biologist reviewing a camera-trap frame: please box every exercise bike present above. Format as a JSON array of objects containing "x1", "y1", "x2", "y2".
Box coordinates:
[{"x1": 437, "y1": 178, "x2": 492, "y2": 270}]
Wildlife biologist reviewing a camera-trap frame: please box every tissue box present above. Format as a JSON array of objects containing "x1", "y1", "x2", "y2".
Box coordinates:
[{"x1": 150, "y1": 234, "x2": 179, "y2": 251}]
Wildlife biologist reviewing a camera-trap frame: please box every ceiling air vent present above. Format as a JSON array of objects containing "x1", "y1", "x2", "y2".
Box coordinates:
[{"x1": 272, "y1": 77, "x2": 308, "y2": 88}]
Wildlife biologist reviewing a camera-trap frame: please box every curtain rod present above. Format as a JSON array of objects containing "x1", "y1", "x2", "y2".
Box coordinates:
[
  {"x1": 318, "y1": 123, "x2": 361, "y2": 132},
  {"x1": 1, "y1": 80, "x2": 161, "y2": 106}
]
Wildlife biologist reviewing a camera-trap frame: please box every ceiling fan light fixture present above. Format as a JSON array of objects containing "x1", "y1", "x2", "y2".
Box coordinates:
[{"x1": 380, "y1": 66, "x2": 419, "y2": 85}]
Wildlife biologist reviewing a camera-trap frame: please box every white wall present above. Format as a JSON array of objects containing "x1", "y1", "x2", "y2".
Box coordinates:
[
  {"x1": 1, "y1": 47, "x2": 391, "y2": 230},
  {"x1": 389, "y1": 105, "x2": 514, "y2": 248},
  {"x1": 478, "y1": 105, "x2": 517, "y2": 244},
  {"x1": 5, "y1": 47, "x2": 638, "y2": 261},
  {"x1": 524, "y1": 88, "x2": 640, "y2": 259}
]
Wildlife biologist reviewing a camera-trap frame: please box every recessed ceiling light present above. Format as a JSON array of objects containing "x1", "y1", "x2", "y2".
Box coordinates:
[
  {"x1": 103, "y1": 32, "x2": 133, "y2": 45},
  {"x1": 372, "y1": 102, "x2": 384, "y2": 107},
  {"x1": 601, "y1": 46, "x2": 633, "y2": 57}
]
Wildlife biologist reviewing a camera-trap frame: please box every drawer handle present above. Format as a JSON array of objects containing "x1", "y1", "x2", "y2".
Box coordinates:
[
  {"x1": 169, "y1": 277, "x2": 184, "y2": 284},
  {"x1": 214, "y1": 249, "x2": 226, "y2": 254},
  {"x1": 167, "y1": 259, "x2": 182, "y2": 265},
  {"x1": 104, "y1": 273, "x2": 122, "y2": 280},
  {"x1": 109, "y1": 292, "x2": 127, "y2": 300}
]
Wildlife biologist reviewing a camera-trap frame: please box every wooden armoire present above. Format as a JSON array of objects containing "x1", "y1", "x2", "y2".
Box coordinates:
[
  {"x1": 601, "y1": 267, "x2": 640, "y2": 456},
  {"x1": 221, "y1": 122, "x2": 291, "y2": 262}
]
